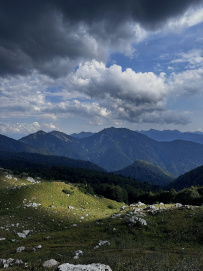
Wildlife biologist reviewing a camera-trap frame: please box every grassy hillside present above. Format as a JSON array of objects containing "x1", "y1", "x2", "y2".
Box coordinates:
[
  {"x1": 114, "y1": 160, "x2": 175, "y2": 186},
  {"x1": 167, "y1": 165, "x2": 203, "y2": 190},
  {"x1": 1, "y1": 168, "x2": 203, "y2": 270}
]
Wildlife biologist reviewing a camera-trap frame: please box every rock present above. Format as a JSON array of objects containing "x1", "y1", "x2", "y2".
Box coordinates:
[
  {"x1": 174, "y1": 203, "x2": 182, "y2": 208},
  {"x1": 24, "y1": 202, "x2": 41, "y2": 208},
  {"x1": 36, "y1": 245, "x2": 42, "y2": 249},
  {"x1": 144, "y1": 205, "x2": 157, "y2": 211},
  {"x1": 94, "y1": 240, "x2": 110, "y2": 249},
  {"x1": 15, "y1": 259, "x2": 23, "y2": 265},
  {"x1": 58, "y1": 263, "x2": 112, "y2": 271},
  {"x1": 0, "y1": 258, "x2": 15, "y2": 268},
  {"x1": 68, "y1": 206, "x2": 75, "y2": 209},
  {"x1": 42, "y1": 259, "x2": 59, "y2": 268},
  {"x1": 136, "y1": 201, "x2": 145, "y2": 207},
  {"x1": 16, "y1": 246, "x2": 25, "y2": 253},
  {"x1": 128, "y1": 216, "x2": 147, "y2": 226},
  {"x1": 17, "y1": 230, "x2": 31, "y2": 238},
  {"x1": 74, "y1": 250, "x2": 83, "y2": 259}
]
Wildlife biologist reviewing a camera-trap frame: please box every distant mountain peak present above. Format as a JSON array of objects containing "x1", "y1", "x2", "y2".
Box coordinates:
[{"x1": 36, "y1": 130, "x2": 47, "y2": 135}]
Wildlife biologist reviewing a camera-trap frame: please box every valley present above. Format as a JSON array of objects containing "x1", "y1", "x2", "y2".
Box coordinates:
[{"x1": 1, "y1": 128, "x2": 203, "y2": 270}]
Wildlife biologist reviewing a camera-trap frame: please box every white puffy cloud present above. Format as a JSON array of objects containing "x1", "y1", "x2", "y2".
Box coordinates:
[
  {"x1": 0, "y1": 122, "x2": 57, "y2": 137},
  {"x1": 67, "y1": 60, "x2": 167, "y2": 121},
  {"x1": 169, "y1": 67, "x2": 203, "y2": 96},
  {"x1": 1, "y1": 59, "x2": 202, "y2": 135}
]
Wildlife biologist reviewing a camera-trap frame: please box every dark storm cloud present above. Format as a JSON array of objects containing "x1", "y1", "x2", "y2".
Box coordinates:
[{"x1": 0, "y1": 0, "x2": 203, "y2": 77}]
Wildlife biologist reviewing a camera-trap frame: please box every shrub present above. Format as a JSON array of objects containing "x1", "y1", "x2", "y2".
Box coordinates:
[{"x1": 62, "y1": 189, "x2": 74, "y2": 195}]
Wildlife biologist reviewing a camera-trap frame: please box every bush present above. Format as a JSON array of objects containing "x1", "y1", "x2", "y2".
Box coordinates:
[{"x1": 62, "y1": 189, "x2": 74, "y2": 195}]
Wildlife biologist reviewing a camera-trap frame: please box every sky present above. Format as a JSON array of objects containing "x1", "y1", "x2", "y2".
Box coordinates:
[{"x1": 0, "y1": 0, "x2": 203, "y2": 139}]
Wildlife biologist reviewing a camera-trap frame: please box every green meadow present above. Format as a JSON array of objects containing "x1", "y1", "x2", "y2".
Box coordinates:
[{"x1": 0, "y1": 168, "x2": 203, "y2": 270}]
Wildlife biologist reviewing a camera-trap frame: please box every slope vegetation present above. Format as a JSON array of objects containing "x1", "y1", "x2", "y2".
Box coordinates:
[
  {"x1": 167, "y1": 165, "x2": 203, "y2": 190},
  {"x1": 1, "y1": 127, "x2": 203, "y2": 176},
  {"x1": 1, "y1": 168, "x2": 203, "y2": 270},
  {"x1": 19, "y1": 130, "x2": 86, "y2": 160},
  {"x1": 114, "y1": 160, "x2": 175, "y2": 186}
]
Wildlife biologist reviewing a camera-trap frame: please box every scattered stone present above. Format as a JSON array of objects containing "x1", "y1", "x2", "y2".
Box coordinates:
[
  {"x1": 16, "y1": 246, "x2": 25, "y2": 253},
  {"x1": 15, "y1": 259, "x2": 23, "y2": 265},
  {"x1": 74, "y1": 250, "x2": 83, "y2": 259},
  {"x1": 17, "y1": 230, "x2": 31, "y2": 238},
  {"x1": 5, "y1": 175, "x2": 12, "y2": 179},
  {"x1": 0, "y1": 258, "x2": 16, "y2": 268},
  {"x1": 68, "y1": 206, "x2": 75, "y2": 210},
  {"x1": 120, "y1": 206, "x2": 127, "y2": 211},
  {"x1": 144, "y1": 205, "x2": 157, "y2": 211},
  {"x1": 58, "y1": 263, "x2": 112, "y2": 271},
  {"x1": 128, "y1": 216, "x2": 147, "y2": 226},
  {"x1": 36, "y1": 245, "x2": 42, "y2": 249},
  {"x1": 94, "y1": 240, "x2": 110, "y2": 249},
  {"x1": 0, "y1": 238, "x2": 6, "y2": 241},
  {"x1": 174, "y1": 203, "x2": 182, "y2": 208},
  {"x1": 111, "y1": 213, "x2": 121, "y2": 219},
  {"x1": 42, "y1": 259, "x2": 59, "y2": 268},
  {"x1": 24, "y1": 202, "x2": 41, "y2": 208},
  {"x1": 136, "y1": 201, "x2": 145, "y2": 207}
]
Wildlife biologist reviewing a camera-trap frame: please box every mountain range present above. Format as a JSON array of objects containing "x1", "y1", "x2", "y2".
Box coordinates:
[
  {"x1": 139, "y1": 129, "x2": 203, "y2": 144},
  {"x1": 0, "y1": 127, "x2": 203, "y2": 178}
]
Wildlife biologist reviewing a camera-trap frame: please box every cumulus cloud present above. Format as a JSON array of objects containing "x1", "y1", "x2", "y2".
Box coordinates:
[
  {"x1": 1, "y1": 59, "x2": 202, "y2": 129},
  {"x1": 0, "y1": 0, "x2": 203, "y2": 77},
  {"x1": 67, "y1": 61, "x2": 167, "y2": 121},
  {"x1": 169, "y1": 68, "x2": 203, "y2": 96},
  {"x1": 0, "y1": 122, "x2": 57, "y2": 137}
]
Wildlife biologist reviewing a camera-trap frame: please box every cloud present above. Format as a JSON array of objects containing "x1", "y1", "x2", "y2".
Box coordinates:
[
  {"x1": 135, "y1": 110, "x2": 191, "y2": 125},
  {"x1": 171, "y1": 50, "x2": 203, "y2": 68},
  {"x1": 0, "y1": 122, "x2": 57, "y2": 137},
  {"x1": 0, "y1": 72, "x2": 47, "y2": 118},
  {"x1": 167, "y1": 6, "x2": 203, "y2": 31},
  {"x1": 68, "y1": 60, "x2": 167, "y2": 121},
  {"x1": 169, "y1": 68, "x2": 203, "y2": 96},
  {"x1": 1, "y1": 0, "x2": 203, "y2": 77},
  {"x1": 1, "y1": 58, "x2": 201, "y2": 128},
  {"x1": 42, "y1": 100, "x2": 111, "y2": 119}
]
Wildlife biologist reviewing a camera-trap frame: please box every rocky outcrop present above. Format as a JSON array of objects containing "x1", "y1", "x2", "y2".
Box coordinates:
[
  {"x1": 42, "y1": 259, "x2": 59, "y2": 268},
  {"x1": 58, "y1": 263, "x2": 112, "y2": 271}
]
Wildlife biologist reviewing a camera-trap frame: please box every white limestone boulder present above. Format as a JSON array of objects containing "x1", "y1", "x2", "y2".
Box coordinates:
[{"x1": 58, "y1": 263, "x2": 112, "y2": 271}]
